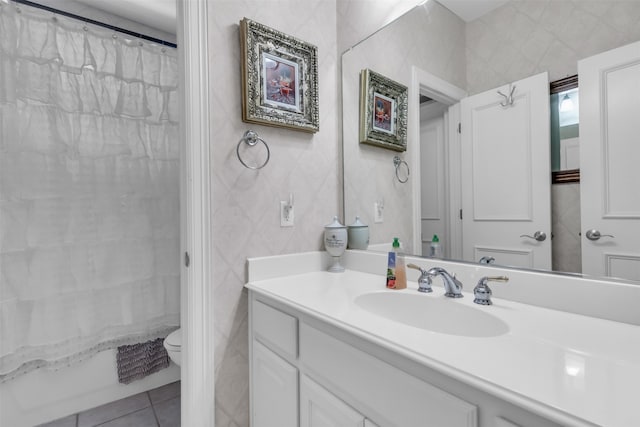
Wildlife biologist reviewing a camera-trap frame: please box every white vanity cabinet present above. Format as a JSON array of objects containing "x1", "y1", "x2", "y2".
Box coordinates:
[
  {"x1": 250, "y1": 298, "x2": 372, "y2": 427},
  {"x1": 249, "y1": 293, "x2": 561, "y2": 427}
]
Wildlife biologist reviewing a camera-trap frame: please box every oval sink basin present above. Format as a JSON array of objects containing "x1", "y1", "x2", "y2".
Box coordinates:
[{"x1": 354, "y1": 292, "x2": 509, "y2": 337}]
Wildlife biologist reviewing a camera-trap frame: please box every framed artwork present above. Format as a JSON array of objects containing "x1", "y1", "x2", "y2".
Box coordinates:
[
  {"x1": 359, "y1": 69, "x2": 408, "y2": 151},
  {"x1": 240, "y1": 18, "x2": 319, "y2": 133}
]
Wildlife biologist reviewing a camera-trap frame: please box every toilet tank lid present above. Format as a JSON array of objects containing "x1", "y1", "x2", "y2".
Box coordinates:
[{"x1": 165, "y1": 328, "x2": 181, "y2": 348}]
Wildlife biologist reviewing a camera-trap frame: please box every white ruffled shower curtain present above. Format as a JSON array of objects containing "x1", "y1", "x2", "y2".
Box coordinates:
[{"x1": 0, "y1": 2, "x2": 180, "y2": 381}]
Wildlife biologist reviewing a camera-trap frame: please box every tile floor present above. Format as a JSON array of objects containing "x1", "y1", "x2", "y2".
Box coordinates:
[{"x1": 37, "y1": 381, "x2": 180, "y2": 427}]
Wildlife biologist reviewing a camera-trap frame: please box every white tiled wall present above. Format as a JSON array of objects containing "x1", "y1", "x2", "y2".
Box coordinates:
[
  {"x1": 551, "y1": 183, "x2": 581, "y2": 274},
  {"x1": 466, "y1": 0, "x2": 640, "y2": 94},
  {"x1": 336, "y1": 0, "x2": 424, "y2": 54},
  {"x1": 208, "y1": 1, "x2": 339, "y2": 425}
]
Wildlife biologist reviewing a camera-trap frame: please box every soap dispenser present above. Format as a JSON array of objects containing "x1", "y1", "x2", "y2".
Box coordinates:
[
  {"x1": 386, "y1": 238, "x2": 407, "y2": 289},
  {"x1": 430, "y1": 234, "x2": 443, "y2": 258}
]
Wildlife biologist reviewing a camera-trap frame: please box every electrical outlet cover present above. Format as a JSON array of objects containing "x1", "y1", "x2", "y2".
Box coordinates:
[
  {"x1": 280, "y1": 201, "x2": 294, "y2": 227},
  {"x1": 374, "y1": 202, "x2": 383, "y2": 223}
]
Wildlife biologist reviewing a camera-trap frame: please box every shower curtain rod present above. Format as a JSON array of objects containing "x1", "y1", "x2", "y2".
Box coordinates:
[{"x1": 10, "y1": 0, "x2": 177, "y2": 48}]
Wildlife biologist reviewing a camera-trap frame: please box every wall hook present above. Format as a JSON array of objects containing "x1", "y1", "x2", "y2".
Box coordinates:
[{"x1": 497, "y1": 84, "x2": 516, "y2": 107}]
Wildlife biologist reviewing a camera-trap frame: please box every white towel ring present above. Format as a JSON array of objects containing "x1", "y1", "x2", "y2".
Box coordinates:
[
  {"x1": 393, "y1": 155, "x2": 409, "y2": 183},
  {"x1": 237, "y1": 130, "x2": 270, "y2": 170}
]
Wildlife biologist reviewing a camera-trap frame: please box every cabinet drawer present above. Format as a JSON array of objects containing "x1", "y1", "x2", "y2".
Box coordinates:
[
  {"x1": 252, "y1": 299, "x2": 298, "y2": 360},
  {"x1": 300, "y1": 323, "x2": 477, "y2": 427}
]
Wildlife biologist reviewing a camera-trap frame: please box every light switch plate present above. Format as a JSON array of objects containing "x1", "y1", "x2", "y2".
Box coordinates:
[
  {"x1": 374, "y1": 202, "x2": 383, "y2": 223},
  {"x1": 280, "y1": 201, "x2": 294, "y2": 227}
]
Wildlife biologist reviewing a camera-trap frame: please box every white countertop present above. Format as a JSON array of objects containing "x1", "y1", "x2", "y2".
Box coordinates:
[{"x1": 246, "y1": 263, "x2": 640, "y2": 427}]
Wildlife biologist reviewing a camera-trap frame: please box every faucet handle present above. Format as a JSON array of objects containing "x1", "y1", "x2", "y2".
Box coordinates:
[
  {"x1": 473, "y1": 276, "x2": 509, "y2": 305},
  {"x1": 446, "y1": 273, "x2": 464, "y2": 298},
  {"x1": 407, "y1": 264, "x2": 433, "y2": 293}
]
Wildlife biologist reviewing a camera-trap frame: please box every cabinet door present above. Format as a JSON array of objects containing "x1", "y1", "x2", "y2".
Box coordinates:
[
  {"x1": 252, "y1": 340, "x2": 298, "y2": 427},
  {"x1": 495, "y1": 417, "x2": 521, "y2": 427},
  {"x1": 300, "y1": 323, "x2": 478, "y2": 427},
  {"x1": 300, "y1": 375, "x2": 364, "y2": 427}
]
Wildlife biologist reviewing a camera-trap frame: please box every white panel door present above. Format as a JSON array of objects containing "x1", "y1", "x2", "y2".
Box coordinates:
[
  {"x1": 579, "y1": 40, "x2": 640, "y2": 282},
  {"x1": 460, "y1": 72, "x2": 551, "y2": 269},
  {"x1": 252, "y1": 340, "x2": 298, "y2": 427},
  {"x1": 300, "y1": 374, "x2": 364, "y2": 427},
  {"x1": 420, "y1": 116, "x2": 446, "y2": 256}
]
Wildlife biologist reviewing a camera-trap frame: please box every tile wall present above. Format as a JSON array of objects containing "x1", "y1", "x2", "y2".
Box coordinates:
[
  {"x1": 207, "y1": 1, "x2": 339, "y2": 425},
  {"x1": 342, "y1": 1, "x2": 466, "y2": 253},
  {"x1": 466, "y1": 0, "x2": 640, "y2": 94},
  {"x1": 551, "y1": 183, "x2": 581, "y2": 274},
  {"x1": 336, "y1": 0, "x2": 424, "y2": 54}
]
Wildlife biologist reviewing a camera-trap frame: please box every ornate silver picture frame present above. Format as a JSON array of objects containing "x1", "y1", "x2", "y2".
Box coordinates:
[
  {"x1": 240, "y1": 18, "x2": 319, "y2": 133},
  {"x1": 359, "y1": 69, "x2": 408, "y2": 151}
]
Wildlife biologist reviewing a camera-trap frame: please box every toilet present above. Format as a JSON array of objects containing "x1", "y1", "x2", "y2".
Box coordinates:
[{"x1": 163, "y1": 328, "x2": 181, "y2": 366}]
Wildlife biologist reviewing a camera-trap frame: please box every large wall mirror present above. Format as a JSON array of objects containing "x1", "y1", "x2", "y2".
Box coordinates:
[{"x1": 342, "y1": 0, "x2": 640, "y2": 283}]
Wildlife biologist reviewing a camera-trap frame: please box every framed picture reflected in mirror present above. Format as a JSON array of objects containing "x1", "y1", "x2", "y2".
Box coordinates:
[{"x1": 359, "y1": 69, "x2": 408, "y2": 152}]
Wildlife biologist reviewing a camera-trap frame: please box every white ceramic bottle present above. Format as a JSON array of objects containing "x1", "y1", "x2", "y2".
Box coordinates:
[
  {"x1": 347, "y1": 216, "x2": 369, "y2": 250},
  {"x1": 324, "y1": 216, "x2": 347, "y2": 272}
]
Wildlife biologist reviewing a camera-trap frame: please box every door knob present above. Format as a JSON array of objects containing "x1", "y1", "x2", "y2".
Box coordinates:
[
  {"x1": 585, "y1": 229, "x2": 615, "y2": 241},
  {"x1": 520, "y1": 231, "x2": 546, "y2": 242}
]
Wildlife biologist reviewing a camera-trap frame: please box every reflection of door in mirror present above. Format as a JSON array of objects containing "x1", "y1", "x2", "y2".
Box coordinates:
[
  {"x1": 460, "y1": 72, "x2": 552, "y2": 271},
  {"x1": 579, "y1": 40, "x2": 640, "y2": 282}
]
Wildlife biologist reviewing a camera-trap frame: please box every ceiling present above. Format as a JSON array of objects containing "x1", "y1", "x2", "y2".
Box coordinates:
[
  {"x1": 74, "y1": 0, "x2": 176, "y2": 34},
  {"x1": 74, "y1": 0, "x2": 510, "y2": 36},
  {"x1": 437, "y1": 0, "x2": 510, "y2": 22}
]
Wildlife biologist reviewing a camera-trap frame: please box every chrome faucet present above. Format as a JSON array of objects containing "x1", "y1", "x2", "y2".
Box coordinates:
[{"x1": 427, "y1": 267, "x2": 463, "y2": 298}]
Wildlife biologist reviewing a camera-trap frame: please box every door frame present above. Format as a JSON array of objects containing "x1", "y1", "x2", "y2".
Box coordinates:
[
  {"x1": 409, "y1": 66, "x2": 466, "y2": 256},
  {"x1": 177, "y1": 1, "x2": 216, "y2": 426}
]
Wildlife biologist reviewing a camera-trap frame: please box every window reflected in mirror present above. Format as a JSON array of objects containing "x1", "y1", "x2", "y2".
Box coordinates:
[
  {"x1": 550, "y1": 75, "x2": 579, "y2": 183},
  {"x1": 557, "y1": 88, "x2": 579, "y2": 168}
]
